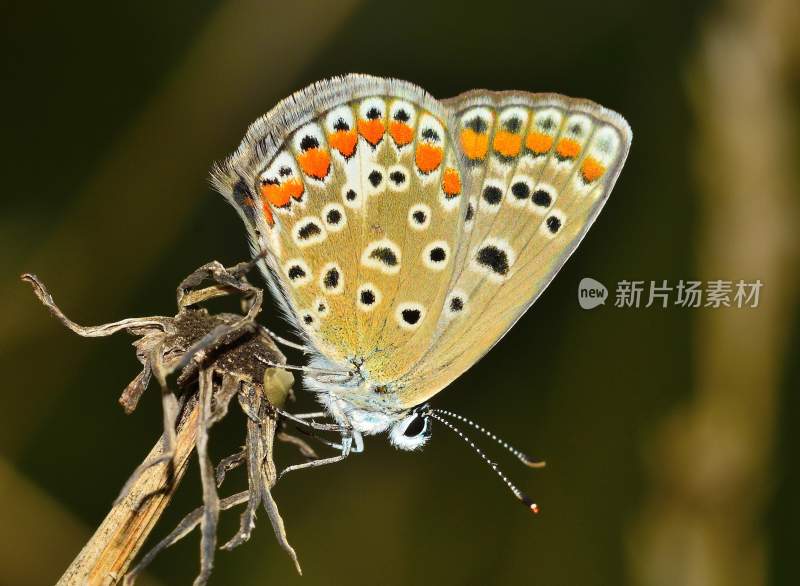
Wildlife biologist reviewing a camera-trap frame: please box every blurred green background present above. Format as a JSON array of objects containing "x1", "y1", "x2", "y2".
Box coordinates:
[{"x1": 2, "y1": 0, "x2": 798, "y2": 584}]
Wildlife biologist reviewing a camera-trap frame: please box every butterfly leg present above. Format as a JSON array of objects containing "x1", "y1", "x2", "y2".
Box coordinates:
[
  {"x1": 277, "y1": 434, "x2": 353, "y2": 481},
  {"x1": 352, "y1": 430, "x2": 364, "y2": 453},
  {"x1": 260, "y1": 326, "x2": 313, "y2": 354},
  {"x1": 254, "y1": 356, "x2": 352, "y2": 378},
  {"x1": 276, "y1": 408, "x2": 350, "y2": 433},
  {"x1": 291, "y1": 411, "x2": 328, "y2": 420}
]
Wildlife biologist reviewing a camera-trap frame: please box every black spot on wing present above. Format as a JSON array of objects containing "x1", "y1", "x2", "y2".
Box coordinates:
[
  {"x1": 546, "y1": 215, "x2": 562, "y2": 233},
  {"x1": 483, "y1": 185, "x2": 502, "y2": 205},
  {"x1": 429, "y1": 247, "x2": 446, "y2": 263},
  {"x1": 477, "y1": 245, "x2": 509, "y2": 276},
  {"x1": 532, "y1": 189, "x2": 552, "y2": 207},
  {"x1": 323, "y1": 268, "x2": 339, "y2": 289},
  {"x1": 465, "y1": 117, "x2": 488, "y2": 133},
  {"x1": 297, "y1": 222, "x2": 322, "y2": 240},
  {"x1": 360, "y1": 289, "x2": 376, "y2": 305},
  {"x1": 421, "y1": 128, "x2": 440, "y2": 141},
  {"x1": 326, "y1": 208, "x2": 342, "y2": 225},
  {"x1": 299, "y1": 136, "x2": 319, "y2": 151},
  {"x1": 511, "y1": 182, "x2": 530, "y2": 199},
  {"x1": 465, "y1": 203, "x2": 474, "y2": 222},
  {"x1": 288, "y1": 265, "x2": 306, "y2": 281},
  {"x1": 401, "y1": 309, "x2": 421, "y2": 325},
  {"x1": 369, "y1": 247, "x2": 398, "y2": 266},
  {"x1": 368, "y1": 170, "x2": 383, "y2": 187}
]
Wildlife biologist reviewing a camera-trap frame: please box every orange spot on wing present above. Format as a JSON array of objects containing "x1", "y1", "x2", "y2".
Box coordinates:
[
  {"x1": 284, "y1": 178, "x2": 305, "y2": 200},
  {"x1": 262, "y1": 202, "x2": 274, "y2": 226},
  {"x1": 261, "y1": 182, "x2": 291, "y2": 208},
  {"x1": 242, "y1": 196, "x2": 255, "y2": 207},
  {"x1": 581, "y1": 157, "x2": 606, "y2": 183},
  {"x1": 357, "y1": 119, "x2": 385, "y2": 145},
  {"x1": 556, "y1": 138, "x2": 581, "y2": 160},
  {"x1": 298, "y1": 148, "x2": 330, "y2": 180},
  {"x1": 493, "y1": 131, "x2": 522, "y2": 157},
  {"x1": 525, "y1": 132, "x2": 553, "y2": 154},
  {"x1": 460, "y1": 128, "x2": 489, "y2": 160},
  {"x1": 442, "y1": 167, "x2": 461, "y2": 198},
  {"x1": 415, "y1": 143, "x2": 443, "y2": 174},
  {"x1": 260, "y1": 178, "x2": 304, "y2": 209},
  {"x1": 328, "y1": 130, "x2": 357, "y2": 157},
  {"x1": 389, "y1": 121, "x2": 414, "y2": 146}
]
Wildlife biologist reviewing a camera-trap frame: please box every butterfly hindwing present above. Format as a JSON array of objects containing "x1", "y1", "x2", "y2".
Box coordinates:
[{"x1": 395, "y1": 91, "x2": 632, "y2": 406}]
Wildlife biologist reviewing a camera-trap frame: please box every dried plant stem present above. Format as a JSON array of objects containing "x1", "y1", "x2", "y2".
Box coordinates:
[
  {"x1": 27, "y1": 260, "x2": 307, "y2": 584},
  {"x1": 57, "y1": 396, "x2": 200, "y2": 586}
]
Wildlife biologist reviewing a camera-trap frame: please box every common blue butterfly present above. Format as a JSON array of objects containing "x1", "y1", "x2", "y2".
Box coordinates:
[{"x1": 212, "y1": 74, "x2": 631, "y2": 511}]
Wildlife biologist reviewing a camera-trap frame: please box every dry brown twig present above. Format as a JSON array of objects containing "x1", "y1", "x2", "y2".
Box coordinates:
[{"x1": 22, "y1": 258, "x2": 320, "y2": 585}]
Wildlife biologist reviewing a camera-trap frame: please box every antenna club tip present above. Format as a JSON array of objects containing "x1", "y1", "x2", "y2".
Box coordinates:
[
  {"x1": 521, "y1": 496, "x2": 540, "y2": 514},
  {"x1": 523, "y1": 458, "x2": 547, "y2": 469}
]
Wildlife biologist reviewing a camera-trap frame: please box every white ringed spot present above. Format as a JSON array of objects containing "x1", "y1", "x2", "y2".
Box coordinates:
[
  {"x1": 322, "y1": 202, "x2": 347, "y2": 232},
  {"x1": 530, "y1": 183, "x2": 557, "y2": 215},
  {"x1": 283, "y1": 258, "x2": 312, "y2": 288},
  {"x1": 470, "y1": 237, "x2": 516, "y2": 283},
  {"x1": 540, "y1": 208, "x2": 567, "y2": 239},
  {"x1": 361, "y1": 239, "x2": 401, "y2": 275},
  {"x1": 292, "y1": 216, "x2": 327, "y2": 247},
  {"x1": 357, "y1": 283, "x2": 382, "y2": 312},
  {"x1": 444, "y1": 290, "x2": 468, "y2": 319},
  {"x1": 341, "y1": 184, "x2": 363, "y2": 209},
  {"x1": 408, "y1": 203, "x2": 432, "y2": 231},
  {"x1": 387, "y1": 164, "x2": 410, "y2": 192},
  {"x1": 395, "y1": 302, "x2": 426, "y2": 330},
  {"x1": 422, "y1": 240, "x2": 450, "y2": 271},
  {"x1": 319, "y1": 262, "x2": 344, "y2": 294},
  {"x1": 508, "y1": 174, "x2": 534, "y2": 208}
]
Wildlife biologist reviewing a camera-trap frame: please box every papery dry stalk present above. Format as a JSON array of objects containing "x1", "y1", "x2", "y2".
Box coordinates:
[
  {"x1": 23, "y1": 260, "x2": 310, "y2": 585},
  {"x1": 57, "y1": 396, "x2": 200, "y2": 586}
]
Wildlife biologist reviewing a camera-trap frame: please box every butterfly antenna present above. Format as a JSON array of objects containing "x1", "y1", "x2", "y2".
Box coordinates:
[
  {"x1": 433, "y1": 409, "x2": 546, "y2": 468},
  {"x1": 427, "y1": 412, "x2": 540, "y2": 515}
]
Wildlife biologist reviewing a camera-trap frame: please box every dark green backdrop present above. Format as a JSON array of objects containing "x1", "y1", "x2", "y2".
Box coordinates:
[{"x1": 2, "y1": 1, "x2": 797, "y2": 584}]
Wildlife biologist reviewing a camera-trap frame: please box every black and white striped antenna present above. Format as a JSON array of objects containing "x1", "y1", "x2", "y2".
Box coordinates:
[{"x1": 426, "y1": 410, "x2": 543, "y2": 514}]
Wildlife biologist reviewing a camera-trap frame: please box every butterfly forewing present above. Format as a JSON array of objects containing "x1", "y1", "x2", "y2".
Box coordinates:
[
  {"x1": 213, "y1": 76, "x2": 469, "y2": 385},
  {"x1": 395, "y1": 92, "x2": 631, "y2": 406}
]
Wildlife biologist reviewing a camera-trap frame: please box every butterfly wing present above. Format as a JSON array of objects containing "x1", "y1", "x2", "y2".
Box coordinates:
[
  {"x1": 394, "y1": 91, "x2": 632, "y2": 407},
  {"x1": 212, "y1": 75, "x2": 470, "y2": 397}
]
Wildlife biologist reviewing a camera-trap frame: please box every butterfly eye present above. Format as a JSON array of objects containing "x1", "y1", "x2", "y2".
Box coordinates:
[
  {"x1": 403, "y1": 415, "x2": 427, "y2": 438},
  {"x1": 389, "y1": 408, "x2": 433, "y2": 450}
]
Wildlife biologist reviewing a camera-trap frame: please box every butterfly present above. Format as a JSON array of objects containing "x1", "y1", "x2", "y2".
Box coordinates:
[{"x1": 212, "y1": 74, "x2": 631, "y2": 511}]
